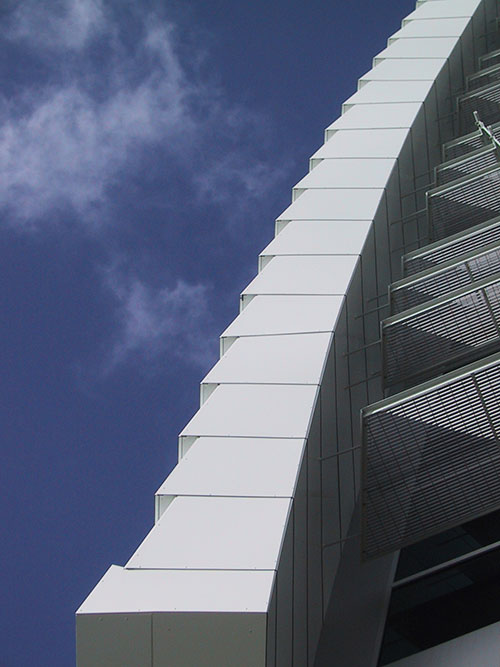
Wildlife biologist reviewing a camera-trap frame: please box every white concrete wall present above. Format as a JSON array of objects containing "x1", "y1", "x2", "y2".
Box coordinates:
[{"x1": 76, "y1": 1, "x2": 496, "y2": 665}]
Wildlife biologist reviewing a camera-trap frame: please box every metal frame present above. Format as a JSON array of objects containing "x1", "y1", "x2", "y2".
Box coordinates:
[
  {"x1": 403, "y1": 215, "x2": 500, "y2": 276},
  {"x1": 457, "y1": 80, "x2": 500, "y2": 134},
  {"x1": 427, "y1": 164, "x2": 500, "y2": 241},
  {"x1": 393, "y1": 539, "x2": 500, "y2": 589},
  {"x1": 442, "y1": 121, "x2": 500, "y2": 162},
  {"x1": 479, "y1": 47, "x2": 500, "y2": 70},
  {"x1": 382, "y1": 272, "x2": 500, "y2": 389},
  {"x1": 467, "y1": 62, "x2": 500, "y2": 91},
  {"x1": 391, "y1": 240, "x2": 500, "y2": 314},
  {"x1": 435, "y1": 143, "x2": 499, "y2": 186},
  {"x1": 362, "y1": 351, "x2": 500, "y2": 560}
]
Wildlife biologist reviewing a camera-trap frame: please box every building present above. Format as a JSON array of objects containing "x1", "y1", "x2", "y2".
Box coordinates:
[{"x1": 76, "y1": 1, "x2": 500, "y2": 664}]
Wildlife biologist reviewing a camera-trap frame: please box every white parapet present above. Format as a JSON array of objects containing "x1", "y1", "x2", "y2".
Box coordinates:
[
  {"x1": 77, "y1": 566, "x2": 273, "y2": 666},
  {"x1": 76, "y1": 0, "x2": 495, "y2": 664}
]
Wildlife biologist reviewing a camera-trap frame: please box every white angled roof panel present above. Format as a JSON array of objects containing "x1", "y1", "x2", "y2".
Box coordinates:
[
  {"x1": 277, "y1": 188, "x2": 384, "y2": 222},
  {"x1": 375, "y1": 37, "x2": 458, "y2": 62},
  {"x1": 343, "y1": 80, "x2": 435, "y2": 108},
  {"x1": 359, "y1": 59, "x2": 446, "y2": 85},
  {"x1": 242, "y1": 255, "x2": 359, "y2": 297},
  {"x1": 156, "y1": 437, "x2": 305, "y2": 498},
  {"x1": 203, "y1": 332, "x2": 331, "y2": 386},
  {"x1": 311, "y1": 128, "x2": 409, "y2": 160},
  {"x1": 403, "y1": 0, "x2": 482, "y2": 22},
  {"x1": 221, "y1": 294, "x2": 344, "y2": 339},
  {"x1": 77, "y1": 565, "x2": 274, "y2": 613},
  {"x1": 390, "y1": 16, "x2": 470, "y2": 40},
  {"x1": 325, "y1": 103, "x2": 422, "y2": 133},
  {"x1": 127, "y1": 496, "x2": 291, "y2": 571},
  {"x1": 293, "y1": 158, "x2": 396, "y2": 191},
  {"x1": 180, "y1": 383, "x2": 318, "y2": 440},
  {"x1": 260, "y1": 220, "x2": 371, "y2": 258}
]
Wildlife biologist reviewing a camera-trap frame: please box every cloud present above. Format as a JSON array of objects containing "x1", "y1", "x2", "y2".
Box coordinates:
[
  {"x1": 0, "y1": 0, "x2": 289, "y2": 369},
  {"x1": 0, "y1": 0, "x2": 285, "y2": 229},
  {"x1": 196, "y1": 153, "x2": 291, "y2": 209},
  {"x1": 4, "y1": 0, "x2": 106, "y2": 51},
  {"x1": 0, "y1": 6, "x2": 197, "y2": 225},
  {"x1": 104, "y1": 266, "x2": 216, "y2": 371}
]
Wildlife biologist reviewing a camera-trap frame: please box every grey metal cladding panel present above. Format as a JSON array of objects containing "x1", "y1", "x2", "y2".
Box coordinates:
[
  {"x1": 435, "y1": 144, "x2": 499, "y2": 185},
  {"x1": 333, "y1": 304, "x2": 357, "y2": 540},
  {"x1": 292, "y1": 462, "x2": 308, "y2": 667},
  {"x1": 306, "y1": 404, "x2": 323, "y2": 666},
  {"x1": 467, "y1": 62, "x2": 500, "y2": 90},
  {"x1": 371, "y1": 191, "x2": 394, "y2": 295},
  {"x1": 321, "y1": 542, "x2": 341, "y2": 631},
  {"x1": 391, "y1": 241, "x2": 500, "y2": 313},
  {"x1": 319, "y1": 338, "x2": 342, "y2": 608},
  {"x1": 153, "y1": 613, "x2": 267, "y2": 667},
  {"x1": 275, "y1": 510, "x2": 293, "y2": 667},
  {"x1": 359, "y1": 227, "x2": 381, "y2": 357},
  {"x1": 266, "y1": 587, "x2": 277, "y2": 667},
  {"x1": 385, "y1": 171, "x2": 406, "y2": 282},
  {"x1": 345, "y1": 263, "x2": 368, "y2": 491},
  {"x1": 427, "y1": 165, "x2": 500, "y2": 241},
  {"x1": 403, "y1": 215, "x2": 500, "y2": 276},
  {"x1": 315, "y1": 505, "x2": 397, "y2": 667},
  {"x1": 76, "y1": 613, "x2": 152, "y2": 667},
  {"x1": 362, "y1": 352, "x2": 500, "y2": 560},
  {"x1": 442, "y1": 122, "x2": 500, "y2": 161},
  {"x1": 383, "y1": 274, "x2": 500, "y2": 389},
  {"x1": 457, "y1": 81, "x2": 500, "y2": 134}
]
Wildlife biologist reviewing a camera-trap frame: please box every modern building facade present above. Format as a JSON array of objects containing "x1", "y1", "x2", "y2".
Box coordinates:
[{"x1": 76, "y1": 1, "x2": 500, "y2": 664}]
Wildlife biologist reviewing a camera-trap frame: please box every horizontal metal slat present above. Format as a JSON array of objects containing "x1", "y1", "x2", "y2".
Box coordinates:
[
  {"x1": 436, "y1": 145, "x2": 499, "y2": 186},
  {"x1": 403, "y1": 216, "x2": 500, "y2": 276},
  {"x1": 458, "y1": 82, "x2": 500, "y2": 134},
  {"x1": 480, "y1": 48, "x2": 500, "y2": 70},
  {"x1": 467, "y1": 63, "x2": 500, "y2": 92},
  {"x1": 392, "y1": 242, "x2": 500, "y2": 313},
  {"x1": 428, "y1": 166, "x2": 500, "y2": 241},
  {"x1": 443, "y1": 126, "x2": 498, "y2": 162},
  {"x1": 383, "y1": 274, "x2": 500, "y2": 389}
]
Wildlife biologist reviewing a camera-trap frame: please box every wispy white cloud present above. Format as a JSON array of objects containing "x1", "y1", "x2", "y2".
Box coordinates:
[
  {"x1": 0, "y1": 0, "x2": 286, "y2": 228},
  {"x1": 0, "y1": 0, "x2": 288, "y2": 370},
  {"x1": 4, "y1": 0, "x2": 106, "y2": 51},
  {"x1": 0, "y1": 6, "x2": 197, "y2": 225},
  {"x1": 196, "y1": 153, "x2": 290, "y2": 209},
  {"x1": 103, "y1": 266, "x2": 216, "y2": 371}
]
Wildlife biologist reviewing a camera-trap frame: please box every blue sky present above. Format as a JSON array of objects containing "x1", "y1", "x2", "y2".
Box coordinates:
[{"x1": 0, "y1": 1, "x2": 414, "y2": 664}]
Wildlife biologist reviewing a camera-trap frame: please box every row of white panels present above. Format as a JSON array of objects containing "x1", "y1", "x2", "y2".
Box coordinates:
[
  {"x1": 79, "y1": 565, "x2": 274, "y2": 613},
  {"x1": 359, "y1": 59, "x2": 449, "y2": 87},
  {"x1": 293, "y1": 159, "x2": 397, "y2": 195},
  {"x1": 345, "y1": 79, "x2": 437, "y2": 110},
  {"x1": 85, "y1": 0, "x2": 476, "y2": 588},
  {"x1": 156, "y1": 437, "x2": 306, "y2": 501},
  {"x1": 405, "y1": 0, "x2": 483, "y2": 22},
  {"x1": 259, "y1": 220, "x2": 372, "y2": 267},
  {"x1": 325, "y1": 103, "x2": 422, "y2": 135},
  {"x1": 127, "y1": 496, "x2": 292, "y2": 572},
  {"x1": 77, "y1": 4, "x2": 485, "y2": 665},
  {"x1": 202, "y1": 332, "x2": 332, "y2": 394},
  {"x1": 390, "y1": 16, "x2": 471, "y2": 42},
  {"x1": 141, "y1": 0, "x2": 482, "y2": 610},
  {"x1": 221, "y1": 294, "x2": 345, "y2": 354},
  {"x1": 242, "y1": 254, "x2": 360, "y2": 303}
]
